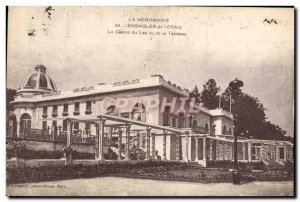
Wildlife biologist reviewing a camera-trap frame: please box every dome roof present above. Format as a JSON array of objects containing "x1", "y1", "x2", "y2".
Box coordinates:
[{"x1": 17, "y1": 65, "x2": 57, "y2": 95}]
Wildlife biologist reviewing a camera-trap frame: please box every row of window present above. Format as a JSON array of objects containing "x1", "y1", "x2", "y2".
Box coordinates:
[
  {"x1": 42, "y1": 120, "x2": 91, "y2": 132},
  {"x1": 42, "y1": 101, "x2": 92, "y2": 118}
]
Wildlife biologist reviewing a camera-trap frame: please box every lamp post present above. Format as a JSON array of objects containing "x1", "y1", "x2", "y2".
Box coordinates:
[{"x1": 229, "y1": 78, "x2": 244, "y2": 185}]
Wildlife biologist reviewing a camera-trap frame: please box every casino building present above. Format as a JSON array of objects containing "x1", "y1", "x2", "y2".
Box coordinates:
[{"x1": 7, "y1": 65, "x2": 293, "y2": 166}]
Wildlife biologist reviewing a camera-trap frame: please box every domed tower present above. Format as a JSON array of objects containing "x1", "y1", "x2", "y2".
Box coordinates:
[{"x1": 17, "y1": 65, "x2": 57, "y2": 96}]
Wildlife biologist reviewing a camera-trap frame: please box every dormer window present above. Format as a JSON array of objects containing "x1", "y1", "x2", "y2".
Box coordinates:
[
  {"x1": 42, "y1": 106, "x2": 47, "y2": 118},
  {"x1": 74, "y1": 102, "x2": 80, "y2": 116},
  {"x1": 62, "y1": 104, "x2": 68, "y2": 116},
  {"x1": 85, "y1": 101, "x2": 92, "y2": 115}
]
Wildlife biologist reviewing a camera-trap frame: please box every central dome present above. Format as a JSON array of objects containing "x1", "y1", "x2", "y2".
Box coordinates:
[{"x1": 17, "y1": 65, "x2": 57, "y2": 95}]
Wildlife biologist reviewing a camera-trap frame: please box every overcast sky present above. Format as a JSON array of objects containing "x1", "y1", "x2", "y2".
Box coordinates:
[{"x1": 7, "y1": 7, "x2": 294, "y2": 136}]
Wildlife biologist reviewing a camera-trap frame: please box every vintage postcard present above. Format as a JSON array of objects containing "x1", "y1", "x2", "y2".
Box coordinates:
[{"x1": 6, "y1": 6, "x2": 294, "y2": 197}]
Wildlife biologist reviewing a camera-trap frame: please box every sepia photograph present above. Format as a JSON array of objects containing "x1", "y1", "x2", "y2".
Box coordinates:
[{"x1": 5, "y1": 6, "x2": 294, "y2": 197}]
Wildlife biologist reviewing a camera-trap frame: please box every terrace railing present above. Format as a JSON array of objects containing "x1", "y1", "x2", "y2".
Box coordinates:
[
  {"x1": 9, "y1": 128, "x2": 95, "y2": 145},
  {"x1": 192, "y1": 125, "x2": 209, "y2": 134}
]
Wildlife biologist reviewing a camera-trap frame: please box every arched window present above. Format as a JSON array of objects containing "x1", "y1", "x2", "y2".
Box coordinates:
[
  {"x1": 205, "y1": 123, "x2": 209, "y2": 132},
  {"x1": 25, "y1": 74, "x2": 37, "y2": 88},
  {"x1": 223, "y1": 125, "x2": 227, "y2": 135},
  {"x1": 20, "y1": 113, "x2": 31, "y2": 136},
  {"x1": 163, "y1": 106, "x2": 170, "y2": 126},
  {"x1": 178, "y1": 112, "x2": 185, "y2": 128},
  {"x1": 131, "y1": 103, "x2": 146, "y2": 122},
  {"x1": 39, "y1": 74, "x2": 48, "y2": 88},
  {"x1": 229, "y1": 128, "x2": 232, "y2": 135},
  {"x1": 192, "y1": 120, "x2": 198, "y2": 128}
]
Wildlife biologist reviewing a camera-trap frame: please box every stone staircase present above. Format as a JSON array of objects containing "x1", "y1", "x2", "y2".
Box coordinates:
[{"x1": 188, "y1": 161, "x2": 204, "y2": 167}]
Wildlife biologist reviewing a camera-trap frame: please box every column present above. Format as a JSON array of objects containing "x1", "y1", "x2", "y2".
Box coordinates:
[
  {"x1": 98, "y1": 120, "x2": 106, "y2": 161},
  {"x1": 16, "y1": 119, "x2": 20, "y2": 137},
  {"x1": 95, "y1": 124, "x2": 99, "y2": 159},
  {"x1": 216, "y1": 140, "x2": 219, "y2": 161},
  {"x1": 242, "y1": 143, "x2": 246, "y2": 161},
  {"x1": 203, "y1": 137, "x2": 206, "y2": 160},
  {"x1": 185, "y1": 132, "x2": 189, "y2": 162},
  {"x1": 146, "y1": 128, "x2": 151, "y2": 160},
  {"x1": 65, "y1": 120, "x2": 73, "y2": 165},
  {"x1": 248, "y1": 142, "x2": 252, "y2": 162},
  {"x1": 176, "y1": 134, "x2": 180, "y2": 161},
  {"x1": 283, "y1": 146, "x2": 287, "y2": 161},
  {"x1": 109, "y1": 127, "x2": 113, "y2": 145},
  {"x1": 260, "y1": 142, "x2": 263, "y2": 161},
  {"x1": 118, "y1": 129, "x2": 122, "y2": 160},
  {"x1": 67, "y1": 120, "x2": 73, "y2": 146},
  {"x1": 275, "y1": 143, "x2": 280, "y2": 162},
  {"x1": 136, "y1": 131, "x2": 140, "y2": 149},
  {"x1": 163, "y1": 131, "x2": 167, "y2": 160},
  {"x1": 125, "y1": 124, "x2": 130, "y2": 160},
  {"x1": 209, "y1": 138, "x2": 213, "y2": 160},
  {"x1": 151, "y1": 133, "x2": 156, "y2": 159},
  {"x1": 195, "y1": 137, "x2": 199, "y2": 161}
]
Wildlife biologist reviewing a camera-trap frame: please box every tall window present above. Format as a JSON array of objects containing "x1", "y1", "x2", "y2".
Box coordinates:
[
  {"x1": 74, "y1": 102, "x2": 80, "y2": 115},
  {"x1": 85, "y1": 101, "x2": 92, "y2": 111},
  {"x1": 163, "y1": 106, "x2": 170, "y2": 126},
  {"x1": 63, "y1": 104, "x2": 68, "y2": 116},
  {"x1": 178, "y1": 113, "x2": 184, "y2": 128},
  {"x1": 43, "y1": 106, "x2": 47, "y2": 115},
  {"x1": 74, "y1": 103, "x2": 80, "y2": 112},
  {"x1": 223, "y1": 125, "x2": 227, "y2": 135},
  {"x1": 279, "y1": 148, "x2": 284, "y2": 159},
  {"x1": 192, "y1": 120, "x2": 197, "y2": 129},
  {"x1": 42, "y1": 121, "x2": 47, "y2": 130},
  {"x1": 131, "y1": 103, "x2": 146, "y2": 122},
  {"x1": 85, "y1": 123, "x2": 91, "y2": 135},
  {"x1": 172, "y1": 116, "x2": 177, "y2": 127},
  {"x1": 74, "y1": 122, "x2": 79, "y2": 131},
  {"x1": 63, "y1": 120, "x2": 68, "y2": 131},
  {"x1": 205, "y1": 123, "x2": 209, "y2": 132},
  {"x1": 42, "y1": 106, "x2": 48, "y2": 118},
  {"x1": 85, "y1": 123, "x2": 91, "y2": 131},
  {"x1": 53, "y1": 105, "x2": 58, "y2": 114}
]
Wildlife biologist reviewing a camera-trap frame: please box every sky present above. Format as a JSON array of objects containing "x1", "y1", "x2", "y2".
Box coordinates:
[{"x1": 7, "y1": 7, "x2": 294, "y2": 136}]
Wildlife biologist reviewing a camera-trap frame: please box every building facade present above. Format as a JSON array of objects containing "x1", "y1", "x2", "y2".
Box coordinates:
[{"x1": 8, "y1": 65, "x2": 293, "y2": 166}]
